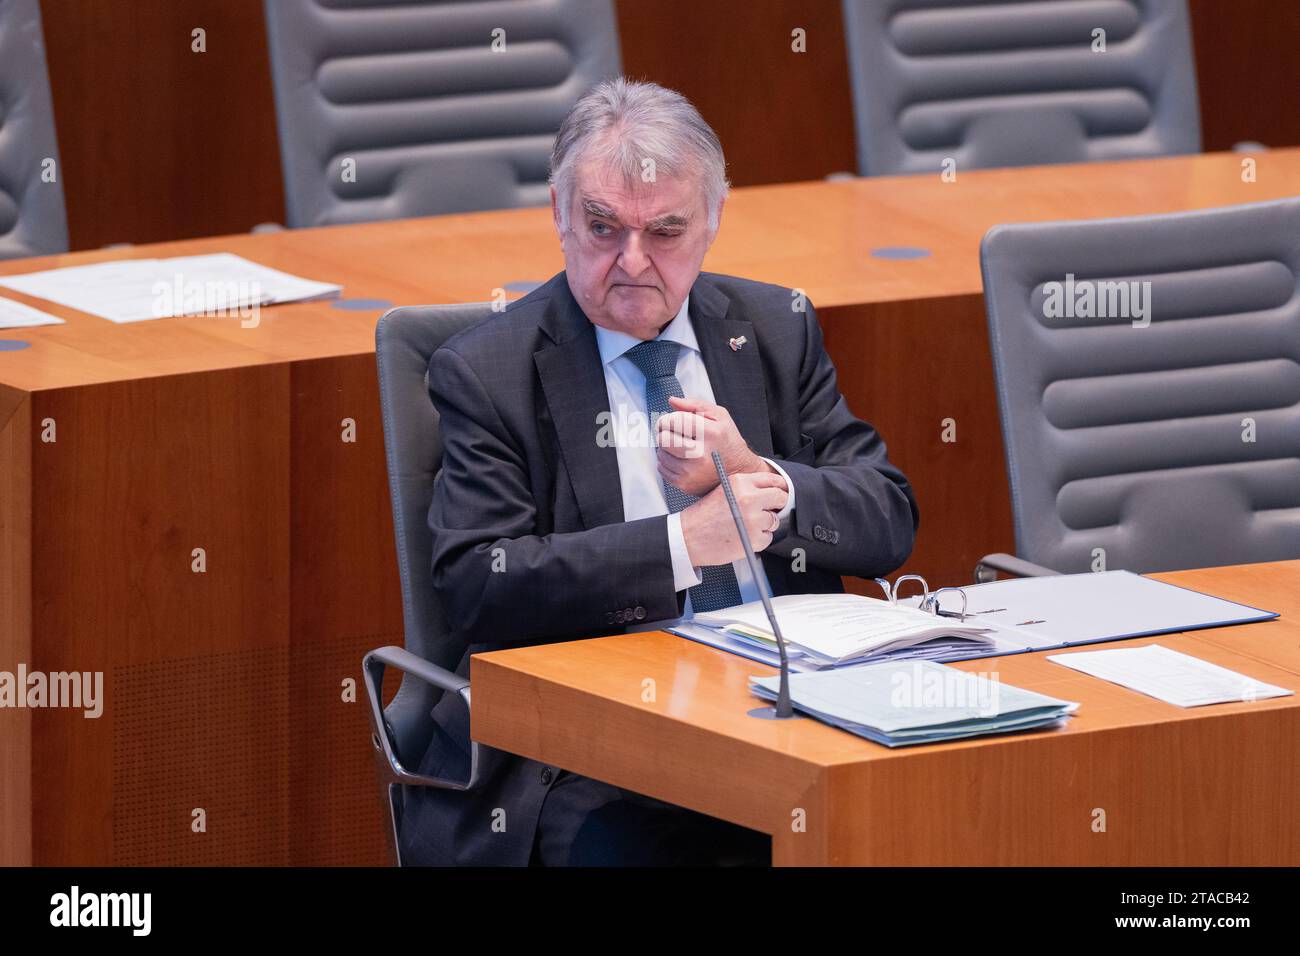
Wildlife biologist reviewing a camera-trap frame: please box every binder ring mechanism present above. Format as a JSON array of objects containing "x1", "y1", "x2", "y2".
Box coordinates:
[{"x1": 873, "y1": 575, "x2": 970, "y2": 622}]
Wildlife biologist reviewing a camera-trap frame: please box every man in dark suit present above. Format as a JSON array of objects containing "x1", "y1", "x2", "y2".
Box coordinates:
[{"x1": 399, "y1": 78, "x2": 919, "y2": 866}]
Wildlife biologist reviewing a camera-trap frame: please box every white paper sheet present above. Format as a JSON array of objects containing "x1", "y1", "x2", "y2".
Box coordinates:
[
  {"x1": 0, "y1": 295, "x2": 64, "y2": 329},
  {"x1": 0, "y1": 253, "x2": 340, "y2": 323},
  {"x1": 1047, "y1": 644, "x2": 1293, "y2": 707}
]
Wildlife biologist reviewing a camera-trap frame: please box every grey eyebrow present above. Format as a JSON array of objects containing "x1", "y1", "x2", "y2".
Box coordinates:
[
  {"x1": 646, "y1": 213, "x2": 690, "y2": 230},
  {"x1": 582, "y1": 198, "x2": 620, "y2": 223},
  {"x1": 580, "y1": 198, "x2": 690, "y2": 232}
]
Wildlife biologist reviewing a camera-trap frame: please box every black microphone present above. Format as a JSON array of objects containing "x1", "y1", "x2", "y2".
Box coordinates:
[{"x1": 710, "y1": 451, "x2": 795, "y2": 720}]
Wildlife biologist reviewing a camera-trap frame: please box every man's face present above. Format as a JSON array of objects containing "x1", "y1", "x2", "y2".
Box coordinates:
[{"x1": 552, "y1": 159, "x2": 719, "y2": 340}]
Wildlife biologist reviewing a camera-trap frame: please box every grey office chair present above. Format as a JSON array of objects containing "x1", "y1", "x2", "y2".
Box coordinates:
[
  {"x1": 262, "y1": 0, "x2": 621, "y2": 227},
  {"x1": 0, "y1": 0, "x2": 67, "y2": 258},
  {"x1": 840, "y1": 0, "x2": 1201, "y2": 175},
  {"x1": 366, "y1": 303, "x2": 493, "y2": 866},
  {"x1": 976, "y1": 198, "x2": 1300, "y2": 582}
]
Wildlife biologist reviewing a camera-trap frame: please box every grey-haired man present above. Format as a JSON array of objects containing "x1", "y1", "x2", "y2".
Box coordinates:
[{"x1": 400, "y1": 78, "x2": 919, "y2": 866}]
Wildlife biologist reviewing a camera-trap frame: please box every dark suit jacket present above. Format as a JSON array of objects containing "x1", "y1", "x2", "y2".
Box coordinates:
[{"x1": 398, "y1": 270, "x2": 919, "y2": 865}]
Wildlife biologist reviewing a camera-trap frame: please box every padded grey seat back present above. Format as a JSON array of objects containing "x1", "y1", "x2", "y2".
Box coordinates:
[
  {"x1": 263, "y1": 0, "x2": 622, "y2": 227},
  {"x1": 841, "y1": 0, "x2": 1201, "y2": 175},
  {"x1": 981, "y1": 198, "x2": 1300, "y2": 574},
  {"x1": 374, "y1": 303, "x2": 492, "y2": 765},
  {"x1": 0, "y1": 0, "x2": 67, "y2": 258}
]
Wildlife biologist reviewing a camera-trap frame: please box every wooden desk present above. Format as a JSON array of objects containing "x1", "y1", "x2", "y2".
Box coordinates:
[
  {"x1": 472, "y1": 560, "x2": 1300, "y2": 866},
  {"x1": 3, "y1": 150, "x2": 1298, "y2": 865}
]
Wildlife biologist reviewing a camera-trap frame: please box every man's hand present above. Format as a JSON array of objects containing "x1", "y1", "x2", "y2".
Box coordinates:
[
  {"x1": 656, "y1": 395, "x2": 773, "y2": 496},
  {"x1": 679, "y1": 471, "x2": 788, "y2": 567}
]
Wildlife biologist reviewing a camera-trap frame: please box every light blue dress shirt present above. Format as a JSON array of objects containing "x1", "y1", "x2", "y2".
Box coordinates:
[{"x1": 592, "y1": 294, "x2": 796, "y2": 617}]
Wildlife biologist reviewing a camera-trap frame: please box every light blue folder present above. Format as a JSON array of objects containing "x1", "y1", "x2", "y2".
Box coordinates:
[{"x1": 749, "y1": 660, "x2": 1079, "y2": 747}]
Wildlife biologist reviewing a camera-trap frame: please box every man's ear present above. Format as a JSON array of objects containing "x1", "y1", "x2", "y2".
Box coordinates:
[{"x1": 706, "y1": 194, "x2": 726, "y2": 245}]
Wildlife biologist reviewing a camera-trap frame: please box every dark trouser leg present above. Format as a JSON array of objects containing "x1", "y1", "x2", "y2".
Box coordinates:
[{"x1": 532, "y1": 771, "x2": 770, "y2": 866}]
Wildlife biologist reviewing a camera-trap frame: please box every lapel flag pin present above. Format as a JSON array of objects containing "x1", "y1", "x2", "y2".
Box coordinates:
[{"x1": 729, "y1": 335, "x2": 747, "y2": 352}]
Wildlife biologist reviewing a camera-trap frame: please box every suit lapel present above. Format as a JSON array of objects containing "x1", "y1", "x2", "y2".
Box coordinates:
[
  {"x1": 532, "y1": 273, "x2": 776, "y2": 530},
  {"x1": 534, "y1": 277, "x2": 625, "y2": 530},
  {"x1": 691, "y1": 276, "x2": 774, "y2": 458}
]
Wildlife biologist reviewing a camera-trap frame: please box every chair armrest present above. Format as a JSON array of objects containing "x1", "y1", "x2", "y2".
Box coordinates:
[
  {"x1": 362, "y1": 645, "x2": 482, "y2": 791},
  {"x1": 974, "y1": 553, "x2": 1059, "y2": 583}
]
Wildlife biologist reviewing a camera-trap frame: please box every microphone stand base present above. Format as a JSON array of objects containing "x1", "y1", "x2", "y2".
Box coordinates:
[{"x1": 747, "y1": 706, "x2": 801, "y2": 720}]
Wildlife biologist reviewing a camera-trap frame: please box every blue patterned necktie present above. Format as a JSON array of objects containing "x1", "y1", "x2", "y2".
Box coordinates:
[{"x1": 624, "y1": 339, "x2": 743, "y2": 613}]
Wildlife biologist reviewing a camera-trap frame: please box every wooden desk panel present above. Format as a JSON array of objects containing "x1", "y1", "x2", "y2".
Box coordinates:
[
  {"x1": 1, "y1": 361, "x2": 395, "y2": 865},
  {"x1": 472, "y1": 561, "x2": 1300, "y2": 865},
  {"x1": 0, "y1": 392, "x2": 33, "y2": 866},
  {"x1": 30, "y1": 366, "x2": 291, "y2": 864},
  {"x1": 3, "y1": 152, "x2": 1299, "y2": 864}
]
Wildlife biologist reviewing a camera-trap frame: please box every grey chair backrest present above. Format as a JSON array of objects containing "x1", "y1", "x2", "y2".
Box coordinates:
[
  {"x1": 981, "y1": 198, "x2": 1300, "y2": 575},
  {"x1": 263, "y1": 0, "x2": 622, "y2": 227},
  {"x1": 841, "y1": 0, "x2": 1201, "y2": 175},
  {"x1": 0, "y1": 0, "x2": 67, "y2": 258},
  {"x1": 374, "y1": 303, "x2": 493, "y2": 766}
]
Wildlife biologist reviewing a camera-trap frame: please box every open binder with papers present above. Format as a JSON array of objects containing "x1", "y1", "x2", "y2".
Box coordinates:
[
  {"x1": 682, "y1": 592, "x2": 996, "y2": 668},
  {"x1": 671, "y1": 570, "x2": 1278, "y2": 672}
]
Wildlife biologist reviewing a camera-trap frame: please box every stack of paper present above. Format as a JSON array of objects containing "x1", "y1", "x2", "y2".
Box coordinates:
[
  {"x1": 749, "y1": 660, "x2": 1078, "y2": 747},
  {"x1": 0, "y1": 253, "x2": 341, "y2": 324},
  {"x1": 687, "y1": 592, "x2": 996, "y2": 668}
]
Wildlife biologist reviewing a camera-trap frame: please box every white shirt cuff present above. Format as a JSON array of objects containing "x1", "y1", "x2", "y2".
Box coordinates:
[
  {"x1": 667, "y1": 512, "x2": 703, "y2": 591},
  {"x1": 762, "y1": 457, "x2": 796, "y2": 525}
]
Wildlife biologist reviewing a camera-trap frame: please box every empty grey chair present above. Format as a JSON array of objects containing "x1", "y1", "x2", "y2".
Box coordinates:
[
  {"x1": 978, "y1": 198, "x2": 1300, "y2": 579},
  {"x1": 263, "y1": 0, "x2": 621, "y2": 227},
  {"x1": 841, "y1": 0, "x2": 1201, "y2": 175},
  {"x1": 365, "y1": 303, "x2": 492, "y2": 866},
  {"x1": 0, "y1": 0, "x2": 67, "y2": 258}
]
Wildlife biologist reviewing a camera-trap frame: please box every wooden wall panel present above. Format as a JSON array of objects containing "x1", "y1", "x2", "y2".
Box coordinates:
[
  {"x1": 39, "y1": 0, "x2": 284, "y2": 249},
  {"x1": 613, "y1": 0, "x2": 858, "y2": 185},
  {"x1": 35, "y1": 0, "x2": 1300, "y2": 250},
  {"x1": 1189, "y1": 0, "x2": 1300, "y2": 152}
]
